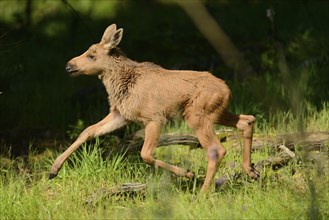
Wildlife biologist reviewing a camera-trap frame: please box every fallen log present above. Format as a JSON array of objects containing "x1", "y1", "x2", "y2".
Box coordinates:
[
  {"x1": 123, "y1": 133, "x2": 201, "y2": 153},
  {"x1": 122, "y1": 131, "x2": 329, "y2": 153},
  {"x1": 85, "y1": 183, "x2": 147, "y2": 205},
  {"x1": 254, "y1": 145, "x2": 296, "y2": 171},
  {"x1": 251, "y1": 131, "x2": 329, "y2": 152}
]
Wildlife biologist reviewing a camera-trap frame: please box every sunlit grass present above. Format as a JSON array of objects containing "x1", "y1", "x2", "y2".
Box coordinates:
[
  {"x1": 1, "y1": 104, "x2": 328, "y2": 219},
  {"x1": 1, "y1": 152, "x2": 327, "y2": 219},
  {"x1": 256, "y1": 102, "x2": 329, "y2": 134}
]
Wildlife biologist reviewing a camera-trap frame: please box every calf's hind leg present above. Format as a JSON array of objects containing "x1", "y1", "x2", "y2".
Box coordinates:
[
  {"x1": 219, "y1": 111, "x2": 259, "y2": 179},
  {"x1": 196, "y1": 124, "x2": 227, "y2": 193},
  {"x1": 186, "y1": 114, "x2": 226, "y2": 193}
]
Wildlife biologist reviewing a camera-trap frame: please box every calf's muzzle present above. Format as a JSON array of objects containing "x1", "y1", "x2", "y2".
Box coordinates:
[{"x1": 65, "y1": 62, "x2": 78, "y2": 74}]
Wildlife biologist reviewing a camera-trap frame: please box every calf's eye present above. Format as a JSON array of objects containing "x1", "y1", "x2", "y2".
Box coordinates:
[{"x1": 87, "y1": 54, "x2": 95, "y2": 61}]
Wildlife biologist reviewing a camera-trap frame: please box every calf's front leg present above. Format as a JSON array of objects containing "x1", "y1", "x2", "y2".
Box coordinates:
[
  {"x1": 140, "y1": 121, "x2": 194, "y2": 178},
  {"x1": 49, "y1": 111, "x2": 126, "y2": 179}
]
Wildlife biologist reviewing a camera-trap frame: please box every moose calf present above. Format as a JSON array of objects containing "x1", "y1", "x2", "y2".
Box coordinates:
[{"x1": 49, "y1": 24, "x2": 259, "y2": 193}]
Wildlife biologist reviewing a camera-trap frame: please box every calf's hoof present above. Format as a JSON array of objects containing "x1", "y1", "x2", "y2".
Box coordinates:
[
  {"x1": 48, "y1": 173, "x2": 58, "y2": 180},
  {"x1": 243, "y1": 165, "x2": 260, "y2": 179}
]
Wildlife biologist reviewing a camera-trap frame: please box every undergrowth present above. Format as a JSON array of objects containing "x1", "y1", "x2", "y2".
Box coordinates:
[{"x1": 1, "y1": 104, "x2": 328, "y2": 219}]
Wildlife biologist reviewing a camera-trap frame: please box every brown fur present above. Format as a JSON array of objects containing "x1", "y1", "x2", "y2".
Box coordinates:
[{"x1": 49, "y1": 24, "x2": 259, "y2": 193}]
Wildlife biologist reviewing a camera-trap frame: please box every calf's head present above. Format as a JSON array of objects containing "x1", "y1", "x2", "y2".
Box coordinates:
[{"x1": 66, "y1": 24, "x2": 123, "y2": 76}]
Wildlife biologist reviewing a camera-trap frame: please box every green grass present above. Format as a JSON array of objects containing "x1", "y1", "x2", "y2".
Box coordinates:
[
  {"x1": 1, "y1": 147, "x2": 328, "y2": 219},
  {"x1": 1, "y1": 104, "x2": 328, "y2": 219}
]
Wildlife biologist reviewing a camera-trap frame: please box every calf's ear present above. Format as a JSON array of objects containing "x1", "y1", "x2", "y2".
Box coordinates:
[
  {"x1": 110, "y1": 28, "x2": 123, "y2": 48},
  {"x1": 101, "y1": 24, "x2": 123, "y2": 50},
  {"x1": 103, "y1": 29, "x2": 123, "y2": 51},
  {"x1": 100, "y1": 24, "x2": 117, "y2": 45}
]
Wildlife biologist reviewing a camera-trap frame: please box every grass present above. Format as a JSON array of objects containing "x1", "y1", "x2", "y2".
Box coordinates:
[{"x1": 1, "y1": 103, "x2": 328, "y2": 219}]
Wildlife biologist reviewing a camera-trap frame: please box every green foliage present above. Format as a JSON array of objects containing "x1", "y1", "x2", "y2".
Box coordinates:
[
  {"x1": 1, "y1": 108, "x2": 329, "y2": 219},
  {"x1": 1, "y1": 0, "x2": 328, "y2": 133}
]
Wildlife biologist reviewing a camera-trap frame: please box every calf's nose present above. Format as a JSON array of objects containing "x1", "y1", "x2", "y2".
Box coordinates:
[{"x1": 65, "y1": 62, "x2": 77, "y2": 73}]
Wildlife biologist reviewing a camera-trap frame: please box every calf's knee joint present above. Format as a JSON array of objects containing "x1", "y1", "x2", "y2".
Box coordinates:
[
  {"x1": 207, "y1": 146, "x2": 226, "y2": 161},
  {"x1": 237, "y1": 115, "x2": 255, "y2": 138},
  {"x1": 140, "y1": 152, "x2": 155, "y2": 165}
]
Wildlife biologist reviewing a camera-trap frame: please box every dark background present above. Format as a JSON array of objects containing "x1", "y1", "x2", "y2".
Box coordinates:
[{"x1": 0, "y1": 0, "x2": 328, "y2": 154}]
